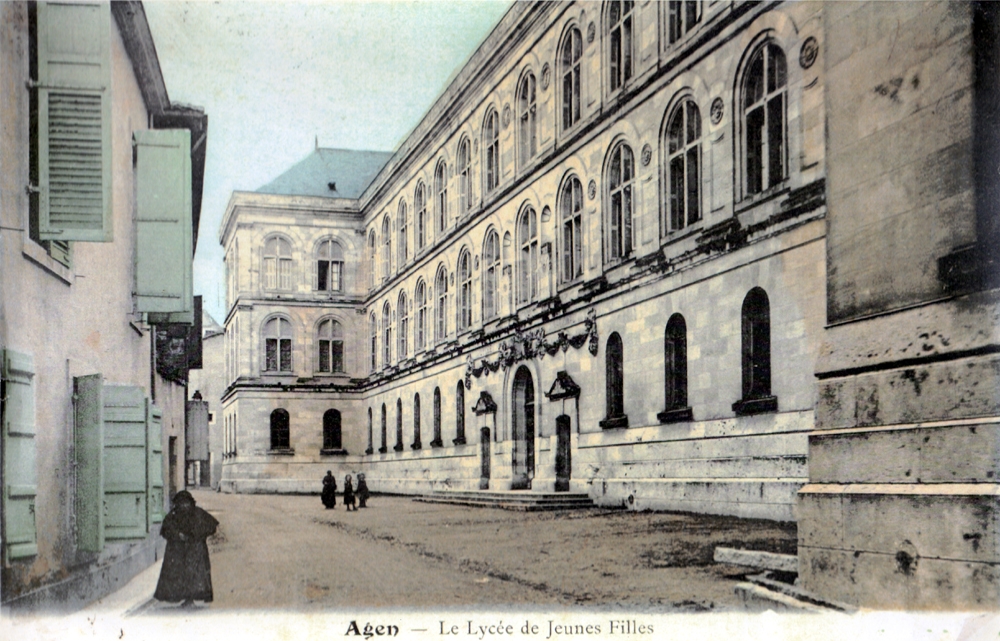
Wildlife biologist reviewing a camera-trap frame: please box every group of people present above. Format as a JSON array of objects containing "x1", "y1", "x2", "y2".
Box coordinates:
[{"x1": 321, "y1": 471, "x2": 369, "y2": 511}]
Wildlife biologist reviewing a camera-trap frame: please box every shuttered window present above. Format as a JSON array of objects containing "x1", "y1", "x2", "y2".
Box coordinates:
[
  {"x1": 2, "y1": 350, "x2": 38, "y2": 561},
  {"x1": 74, "y1": 374, "x2": 104, "y2": 552},
  {"x1": 102, "y1": 386, "x2": 148, "y2": 541},
  {"x1": 36, "y1": 1, "x2": 113, "y2": 242}
]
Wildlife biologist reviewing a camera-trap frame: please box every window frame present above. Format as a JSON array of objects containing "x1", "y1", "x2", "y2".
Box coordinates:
[
  {"x1": 269, "y1": 408, "x2": 291, "y2": 451},
  {"x1": 560, "y1": 26, "x2": 583, "y2": 133},
  {"x1": 415, "y1": 279, "x2": 428, "y2": 352},
  {"x1": 605, "y1": 142, "x2": 635, "y2": 264},
  {"x1": 457, "y1": 249, "x2": 473, "y2": 333},
  {"x1": 454, "y1": 381, "x2": 467, "y2": 445},
  {"x1": 434, "y1": 265, "x2": 449, "y2": 344},
  {"x1": 316, "y1": 238, "x2": 344, "y2": 292},
  {"x1": 482, "y1": 229, "x2": 501, "y2": 321},
  {"x1": 664, "y1": 98, "x2": 703, "y2": 235},
  {"x1": 262, "y1": 316, "x2": 293, "y2": 374},
  {"x1": 667, "y1": 0, "x2": 703, "y2": 47},
  {"x1": 382, "y1": 301, "x2": 393, "y2": 367},
  {"x1": 367, "y1": 230, "x2": 377, "y2": 290},
  {"x1": 415, "y1": 182, "x2": 428, "y2": 251},
  {"x1": 559, "y1": 175, "x2": 584, "y2": 284},
  {"x1": 434, "y1": 160, "x2": 448, "y2": 237},
  {"x1": 740, "y1": 40, "x2": 788, "y2": 200},
  {"x1": 600, "y1": 332, "x2": 628, "y2": 428},
  {"x1": 733, "y1": 287, "x2": 776, "y2": 416},
  {"x1": 381, "y1": 214, "x2": 393, "y2": 282},
  {"x1": 316, "y1": 317, "x2": 345, "y2": 374},
  {"x1": 517, "y1": 71, "x2": 538, "y2": 170},
  {"x1": 607, "y1": 0, "x2": 634, "y2": 95},
  {"x1": 484, "y1": 109, "x2": 501, "y2": 194},
  {"x1": 517, "y1": 205, "x2": 539, "y2": 305},
  {"x1": 369, "y1": 312, "x2": 378, "y2": 372},
  {"x1": 397, "y1": 200, "x2": 408, "y2": 267},
  {"x1": 263, "y1": 235, "x2": 293, "y2": 292},
  {"x1": 458, "y1": 137, "x2": 473, "y2": 215},
  {"x1": 658, "y1": 313, "x2": 693, "y2": 423},
  {"x1": 397, "y1": 290, "x2": 409, "y2": 361},
  {"x1": 431, "y1": 386, "x2": 443, "y2": 447},
  {"x1": 322, "y1": 409, "x2": 342, "y2": 451}
]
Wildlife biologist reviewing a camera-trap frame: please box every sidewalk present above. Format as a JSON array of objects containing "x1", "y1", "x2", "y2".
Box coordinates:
[{"x1": 77, "y1": 558, "x2": 162, "y2": 618}]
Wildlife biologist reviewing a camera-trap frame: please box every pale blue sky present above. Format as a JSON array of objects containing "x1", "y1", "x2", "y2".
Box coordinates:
[{"x1": 144, "y1": 1, "x2": 512, "y2": 323}]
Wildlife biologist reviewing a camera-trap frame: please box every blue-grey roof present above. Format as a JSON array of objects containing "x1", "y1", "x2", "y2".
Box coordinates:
[{"x1": 256, "y1": 147, "x2": 394, "y2": 199}]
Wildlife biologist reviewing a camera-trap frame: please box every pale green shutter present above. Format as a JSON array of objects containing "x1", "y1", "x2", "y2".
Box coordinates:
[
  {"x1": 37, "y1": 1, "x2": 113, "y2": 242},
  {"x1": 134, "y1": 130, "x2": 193, "y2": 324},
  {"x1": 2, "y1": 350, "x2": 38, "y2": 561},
  {"x1": 146, "y1": 400, "x2": 164, "y2": 528},
  {"x1": 74, "y1": 374, "x2": 104, "y2": 552},
  {"x1": 102, "y1": 385, "x2": 147, "y2": 541}
]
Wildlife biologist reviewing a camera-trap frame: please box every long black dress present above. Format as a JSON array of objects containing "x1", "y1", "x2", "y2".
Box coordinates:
[
  {"x1": 321, "y1": 473, "x2": 338, "y2": 508},
  {"x1": 154, "y1": 500, "x2": 219, "y2": 603}
]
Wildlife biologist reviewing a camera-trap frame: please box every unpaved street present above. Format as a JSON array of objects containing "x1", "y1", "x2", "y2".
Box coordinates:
[{"x1": 151, "y1": 490, "x2": 795, "y2": 612}]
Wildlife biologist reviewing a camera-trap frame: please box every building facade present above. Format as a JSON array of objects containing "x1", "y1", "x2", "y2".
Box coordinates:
[{"x1": 0, "y1": 1, "x2": 206, "y2": 610}]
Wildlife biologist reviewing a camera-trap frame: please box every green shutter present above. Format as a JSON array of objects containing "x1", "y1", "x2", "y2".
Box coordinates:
[
  {"x1": 37, "y1": 1, "x2": 112, "y2": 242},
  {"x1": 2, "y1": 350, "x2": 38, "y2": 561},
  {"x1": 74, "y1": 374, "x2": 104, "y2": 552},
  {"x1": 47, "y1": 240, "x2": 72, "y2": 268},
  {"x1": 102, "y1": 385, "x2": 147, "y2": 541},
  {"x1": 134, "y1": 130, "x2": 193, "y2": 322},
  {"x1": 146, "y1": 400, "x2": 164, "y2": 528}
]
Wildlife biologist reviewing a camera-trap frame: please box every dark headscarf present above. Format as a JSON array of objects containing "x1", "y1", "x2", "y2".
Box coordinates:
[{"x1": 172, "y1": 490, "x2": 195, "y2": 506}]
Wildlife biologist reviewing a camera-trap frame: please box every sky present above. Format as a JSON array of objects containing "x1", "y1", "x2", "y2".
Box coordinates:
[{"x1": 143, "y1": 0, "x2": 512, "y2": 323}]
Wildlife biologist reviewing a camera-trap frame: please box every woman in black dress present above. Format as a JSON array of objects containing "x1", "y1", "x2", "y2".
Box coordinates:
[
  {"x1": 343, "y1": 474, "x2": 357, "y2": 511},
  {"x1": 154, "y1": 491, "x2": 219, "y2": 606},
  {"x1": 321, "y1": 470, "x2": 337, "y2": 509}
]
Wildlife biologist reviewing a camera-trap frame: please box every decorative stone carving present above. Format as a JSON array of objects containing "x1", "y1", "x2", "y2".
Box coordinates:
[
  {"x1": 587, "y1": 22, "x2": 595, "y2": 44},
  {"x1": 540, "y1": 63, "x2": 551, "y2": 90},
  {"x1": 545, "y1": 371, "x2": 581, "y2": 400},
  {"x1": 799, "y1": 36, "x2": 818, "y2": 69},
  {"x1": 502, "y1": 104, "x2": 512, "y2": 128},
  {"x1": 641, "y1": 144, "x2": 652, "y2": 166},
  {"x1": 710, "y1": 97, "x2": 724, "y2": 125},
  {"x1": 587, "y1": 179, "x2": 597, "y2": 200}
]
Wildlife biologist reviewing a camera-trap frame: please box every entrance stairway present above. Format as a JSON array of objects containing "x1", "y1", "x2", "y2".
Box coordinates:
[{"x1": 415, "y1": 489, "x2": 595, "y2": 511}]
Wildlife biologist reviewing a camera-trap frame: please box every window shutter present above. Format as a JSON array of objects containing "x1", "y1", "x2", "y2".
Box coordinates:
[
  {"x1": 74, "y1": 373, "x2": 104, "y2": 553},
  {"x1": 2, "y1": 350, "x2": 38, "y2": 561},
  {"x1": 37, "y1": 1, "x2": 113, "y2": 242},
  {"x1": 102, "y1": 385, "x2": 148, "y2": 541},
  {"x1": 134, "y1": 130, "x2": 193, "y2": 323},
  {"x1": 146, "y1": 400, "x2": 164, "y2": 528}
]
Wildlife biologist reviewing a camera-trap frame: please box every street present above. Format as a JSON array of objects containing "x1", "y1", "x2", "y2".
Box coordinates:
[{"x1": 143, "y1": 490, "x2": 796, "y2": 612}]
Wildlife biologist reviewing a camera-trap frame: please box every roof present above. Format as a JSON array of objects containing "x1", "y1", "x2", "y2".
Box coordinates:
[
  {"x1": 203, "y1": 309, "x2": 224, "y2": 338},
  {"x1": 256, "y1": 147, "x2": 394, "y2": 199}
]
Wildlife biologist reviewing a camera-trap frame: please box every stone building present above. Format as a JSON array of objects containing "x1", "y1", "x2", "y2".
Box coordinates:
[
  {"x1": 188, "y1": 310, "x2": 225, "y2": 488},
  {"x1": 218, "y1": 1, "x2": 999, "y2": 608},
  {"x1": 0, "y1": 2, "x2": 206, "y2": 610}
]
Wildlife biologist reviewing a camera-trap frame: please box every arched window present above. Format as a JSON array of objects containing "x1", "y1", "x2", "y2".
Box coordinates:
[
  {"x1": 381, "y1": 215, "x2": 392, "y2": 280},
  {"x1": 367, "y1": 407, "x2": 373, "y2": 454},
  {"x1": 454, "y1": 381, "x2": 466, "y2": 445},
  {"x1": 560, "y1": 176, "x2": 583, "y2": 282},
  {"x1": 367, "y1": 230, "x2": 377, "y2": 290},
  {"x1": 397, "y1": 200, "x2": 408, "y2": 266},
  {"x1": 415, "y1": 182, "x2": 428, "y2": 250},
  {"x1": 600, "y1": 332, "x2": 628, "y2": 428},
  {"x1": 431, "y1": 386, "x2": 443, "y2": 447},
  {"x1": 607, "y1": 143, "x2": 634, "y2": 262},
  {"x1": 457, "y1": 250, "x2": 472, "y2": 332},
  {"x1": 734, "y1": 287, "x2": 775, "y2": 415},
  {"x1": 270, "y1": 409, "x2": 290, "y2": 449},
  {"x1": 415, "y1": 280, "x2": 427, "y2": 351},
  {"x1": 659, "y1": 314, "x2": 691, "y2": 423},
  {"x1": 518, "y1": 72, "x2": 537, "y2": 168},
  {"x1": 484, "y1": 109, "x2": 500, "y2": 193},
  {"x1": 742, "y1": 42, "x2": 787, "y2": 196},
  {"x1": 435, "y1": 160, "x2": 448, "y2": 236},
  {"x1": 395, "y1": 398, "x2": 404, "y2": 451},
  {"x1": 263, "y1": 317, "x2": 292, "y2": 373},
  {"x1": 435, "y1": 266, "x2": 448, "y2": 343},
  {"x1": 382, "y1": 302, "x2": 392, "y2": 366},
  {"x1": 608, "y1": 0, "x2": 634, "y2": 93},
  {"x1": 517, "y1": 206, "x2": 538, "y2": 305},
  {"x1": 397, "y1": 291, "x2": 409, "y2": 360},
  {"x1": 668, "y1": 1, "x2": 702, "y2": 44},
  {"x1": 412, "y1": 393, "x2": 422, "y2": 449},
  {"x1": 316, "y1": 239, "x2": 344, "y2": 292},
  {"x1": 483, "y1": 230, "x2": 501, "y2": 321},
  {"x1": 263, "y1": 236, "x2": 292, "y2": 291},
  {"x1": 561, "y1": 27, "x2": 582, "y2": 131},
  {"x1": 380, "y1": 403, "x2": 388, "y2": 453},
  {"x1": 369, "y1": 312, "x2": 378, "y2": 371},
  {"x1": 666, "y1": 99, "x2": 702, "y2": 232},
  {"x1": 317, "y1": 318, "x2": 344, "y2": 373},
  {"x1": 458, "y1": 138, "x2": 472, "y2": 214},
  {"x1": 322, "y1": 409, "x2": 342, "y2": 450}
]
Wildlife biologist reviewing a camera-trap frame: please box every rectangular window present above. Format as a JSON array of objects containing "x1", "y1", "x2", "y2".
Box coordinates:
[
  {"x1": 3, "y1": 350, "x2": 38, "y2": 560},
  {"x1": 279, "y1": 338, "x2": 292, "y2": 372},
  {"x1": 266, "y1": 338, "x2": 278, "y2": 371},
  {"x1": 319, "y1": 339, "x2": 331, "y2": 372},
  {"x1": 331, "y1": 341, "x2": 344, "y2": 372}
]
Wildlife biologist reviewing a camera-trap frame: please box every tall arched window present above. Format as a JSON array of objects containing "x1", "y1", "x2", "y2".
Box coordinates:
[
  {"x1": 667, "y1": 98, "x2": 702, "y2": 232},
  {"x1": 431, "y1": 386, "x2": 443, "y2": 447},
  {"x1": 412, "y1": 393, "x2": 422, "y2": 449},
  {"x1": 742, "y1": 42, "x2": 787, "y2": 196},
  {"x1": 397, "y1": 291, "x2": 409, "y2": 360},
  {"x1": 415, "y1": 280, "x2": 427, "y2": 351},
  {"x1": 484, "y1": 109, "x2": 500, "y2": 193},
  {"x1": 734, "y1": 287, "x2": 776, "y2": 415},
  {"x1": 560, "y1": 176, "x2": 583, "y2": 282},
  {"x1": 483, "y1": 230, "x2": 501, "y2": 320},
  {"x1": 454, "y1": 381, "x2": 466, "y2": 445},
  {"x1": 457, "y1": 250, "x2": 472, "y2": 332},
  {"x1": 659, "y1": 314, "x2": 691, "y2": 423},
  {"x1": 435, "y1": 160, "x2": 448, "y2": 236},
  {"x1": 380, "y1": 403, "x2": 388, "y2": 453},
  {"x1": 415, "y1": 182, "x2": 428, "y2": 250},
  {"x1": 263, "y1": 236, "x2": 292, "y2": 291},
  {"x1": 270, "y1": 408, "x2": 290, "y2": 450},
  {"x1": 600, "y1": 332, "x2": 628, "y2": 428},
  {"x1": 517, "y1": 206, "x2": 538, "y2": 305},
  {"x1": 561, "y1": 27, "x2": 582, "y2": 131},
  {"x1": 367, "y1": 407, "x2": 373, "y2": 454},
  {"x1": 316, "y1": 239, "x2": 344, "y2": 292},
  {"x1": 322, "y1": 409, "x2": 342, "y2": 450},
  {"x1": 458, "y1": 138, "x2": 472, "y2": 214},
  {"x1": 395, "y1": 398, "x2": 404, "y2": 451},
  {"x1": 381, "y1": 215, "x2": 392, "y2": 280},
  {"x1": 435, "y1": 266, "x2": 448, "y2": 343},
  {"x1": 317, "y1": 318, "x2": 344, "y2": 373},
  {"x1": 369, "y1": 312, "x2": 378, "y2": 371},
  {"x1": 367, "y1": 230, "x2": 377, "y2": 289},
  {"x1": 668, "y1": 1, "x2": 702, "y2": 44},
  {"x1": 382, "y1": 302, "x2": 392, "y2": 366},
  {"x1": 607, "y1": 143, "x2": 634, "y2": 262},
  {"x1": 263, "y1": 317, "x2": 292, "y2": 373},
  {"x1": 518, "y1": 72, "x2": 537, "y2": 168},
  {"x1": 397, "y1": 200, "x2": 408, "y2": 266},
  {"x1": 608, "y1": 0, "x2": 634, "y2": 93}
]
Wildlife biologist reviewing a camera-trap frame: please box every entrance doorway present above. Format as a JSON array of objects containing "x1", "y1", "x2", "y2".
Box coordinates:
[
  {"x1": 555, "y1": 414, "x2": 571, "y2": 492},
  {"x1": 480, "y1": 427, "x2": 491, "y2": 490},
  {"x1": 511, "y1": 366, "x2": 535, "y2": 490}
]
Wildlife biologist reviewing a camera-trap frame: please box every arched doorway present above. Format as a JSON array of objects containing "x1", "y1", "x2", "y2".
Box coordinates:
[{"x1": 511, "y1": 365, "x2": 535, "y2": 490}]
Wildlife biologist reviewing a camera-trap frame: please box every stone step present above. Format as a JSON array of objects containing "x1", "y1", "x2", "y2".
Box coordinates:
[{"x1": 415, "y1": 490, "x2": 595, "y2": 511}]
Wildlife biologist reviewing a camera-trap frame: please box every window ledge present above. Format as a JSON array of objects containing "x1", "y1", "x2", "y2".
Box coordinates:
[
  {"x1": 732, "y1": 396, "x2": 778, "y2": 416},
  {"x1": 735, "y1": 184, "x2": 791, "y2": 214},
  {"x1": 393, "y1": 443, "x2": 404, "y2": 452},
  {"x1": 452, "y1": 436, "x2": 467, "y2": 446},
  {"x1": 657, "y1": 406, "x2": 693, "y2": 424},
  {"x1": 378, "y1": 446, "x2": 388, "y2": 454},
  {"x1": 22, "y1": 240, "x2": 72, "y2": 285},
  {"x1": 599, "y1": 415, "x2": 629, "y2": 430},
  {"x1": 410, "y1": 442, "x2": 422, "y2": 450},
  {"x1": 429, "y1": 439, "x2": 444, "y2": 448},
  {"x1": 267, "y1": 448, "x2": 295, "y2": 456},
  {"x1": 320, "y1": 448, "x2": 349, "y2": 456}
]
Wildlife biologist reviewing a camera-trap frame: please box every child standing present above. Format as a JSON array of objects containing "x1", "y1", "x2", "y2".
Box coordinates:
[
  {"x1": 343, "y1": 474, "x2": 357, "y2": 511},
  {"x1": 357, "y1": 473, "x2": 370, "y2": 508}
]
